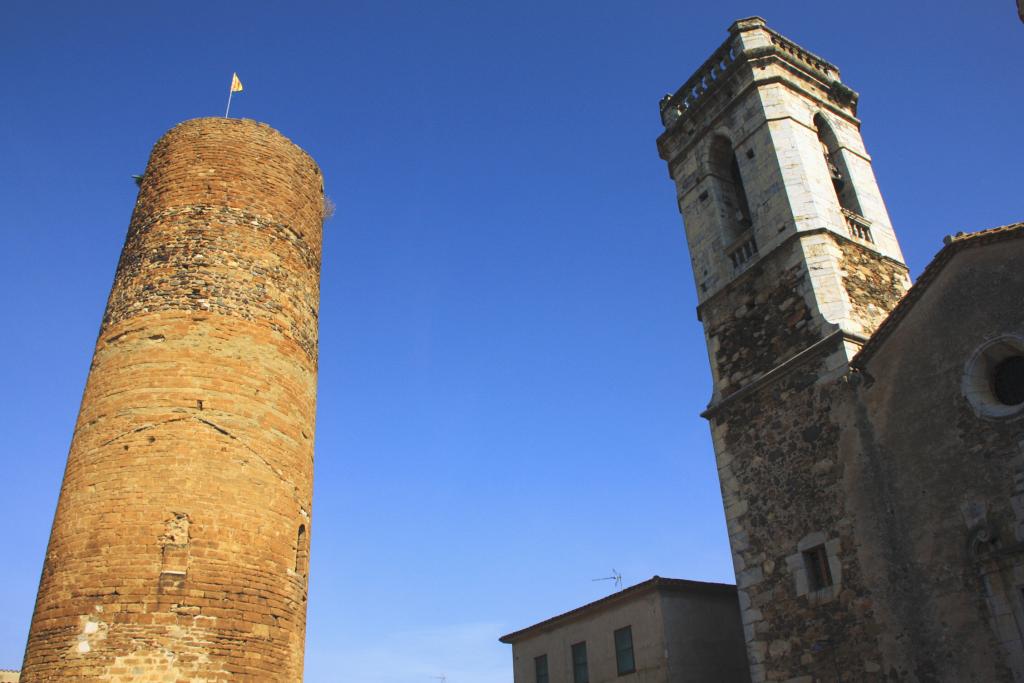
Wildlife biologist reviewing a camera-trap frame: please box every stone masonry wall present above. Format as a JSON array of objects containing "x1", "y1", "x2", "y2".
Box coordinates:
[
  {"x1": 698, "y1": 234, "x2": 911, "y2": 682},
  {"x1": 844, "y1": 242, "x2": 1024, "y2": 681},
  {"x1": 702, "y1": 232, "x2": 910, "y2": 401},
  {"x1": 710, "y1": 238, "x2": 1023, "y2": 682},
  {"x1": 837, "y1": 240, "x2": 909, "y2": 338},
  {"x1": 21, "y1": 118, "x2": 323, "y2": 682},
  {"x1": 700, "y1": 238, "x2": 825, "y2": 399},
  {"x1": 712, "y1": 357, "x2": 885, "y2": 682}
]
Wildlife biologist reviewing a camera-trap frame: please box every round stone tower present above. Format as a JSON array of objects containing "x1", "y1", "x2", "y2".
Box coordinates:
[{"x1": 21, "y1": 118, "x2": 324, "y2": 681}]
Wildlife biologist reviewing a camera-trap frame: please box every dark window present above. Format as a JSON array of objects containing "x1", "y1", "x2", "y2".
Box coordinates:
[
  {"x1": 614, "y1": 626, "x2": 636, "y2": 675},
  {"x1": 993, "y1": 356, "x2": 1024, "y2": 406},
  {"x1": 571, "y1": 641, "x2": 589, "y2": 683},
  {"x1": 534, "y1": 654, "x2": 549, "y2": 683},
  {"x1": 803, "y1": 545, "x2": 833, "y2": 591}
]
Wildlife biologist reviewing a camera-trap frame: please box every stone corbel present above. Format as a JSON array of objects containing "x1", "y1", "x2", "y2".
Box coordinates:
[{"x1": 829, "y1": 81, "x2": 858, "y2": 112}]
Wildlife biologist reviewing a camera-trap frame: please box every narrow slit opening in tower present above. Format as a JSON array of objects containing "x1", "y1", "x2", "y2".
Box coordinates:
[{"x1": 296, "y1": 524, "x2": 308, "y2": 577}]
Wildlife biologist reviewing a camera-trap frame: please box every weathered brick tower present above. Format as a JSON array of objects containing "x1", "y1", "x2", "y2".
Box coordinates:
[
  {"x1": 21, "y1": 118, "x2": 323, "y2": 681},
  {"x1": 657, "y1": 18, "x2": 913, "y2": 681}
]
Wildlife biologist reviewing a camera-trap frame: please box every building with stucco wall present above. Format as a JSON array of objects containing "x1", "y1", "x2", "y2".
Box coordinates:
[{"x1": 500, "y1": 577, "x2": 750, "y2": 683}]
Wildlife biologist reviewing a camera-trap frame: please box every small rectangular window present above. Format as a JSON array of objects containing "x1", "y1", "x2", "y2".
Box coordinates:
[
  {"x1": 571, "y1": 641, "x2": 589, "y2": 683},
  {"x1": 614, "y1": 625, "x2": 635, "y2": 675},
  {"x1": 534, "y1": 654, "x2": 549, "y2": 683},
  {"x1": 803, "y1": 545, "x2": 833, "y2": 591}
]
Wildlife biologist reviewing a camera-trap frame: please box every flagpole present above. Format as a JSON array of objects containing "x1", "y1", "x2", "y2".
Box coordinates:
[{"x1": 225, "y1": 77, "x2": 234, "y2": 118}]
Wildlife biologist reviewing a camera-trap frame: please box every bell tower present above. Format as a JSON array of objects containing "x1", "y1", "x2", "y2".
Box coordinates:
[
  {"x1": 657, "y1": 18, "x2": 913, "y2": 681},
  {"x1": 657, "y1": 17, "x2": 909, "y2": 404}
]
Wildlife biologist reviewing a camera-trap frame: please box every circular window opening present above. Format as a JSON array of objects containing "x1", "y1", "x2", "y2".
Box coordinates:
[
  {"x1": 964, "y1": 336, "x2": 1024, "y2": 419},
  {"x1": 993, "y1": 356, "x2": 1024, "y2": 406}
]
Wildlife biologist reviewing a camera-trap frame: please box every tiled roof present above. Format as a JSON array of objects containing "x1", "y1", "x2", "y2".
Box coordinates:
[
  {"x1": 498, "y1": 576, "x2": 736, "y2": 644},
  {"x1": 851, "y1": 221, "x2": 1024, "y2": 368}
]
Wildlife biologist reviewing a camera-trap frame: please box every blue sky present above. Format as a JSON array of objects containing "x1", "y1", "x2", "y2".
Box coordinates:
[{"x1": 2, "y1": 2, "x2": 1021, "y2": 681}]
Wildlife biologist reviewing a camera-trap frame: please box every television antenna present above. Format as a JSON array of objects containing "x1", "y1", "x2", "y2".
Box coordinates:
[
  {"x1": 430, "y1": 675, "x2": 447, "y2": 683},
  {"x1": 592, "y1": 569, "x2": 623, "y2": 589}
]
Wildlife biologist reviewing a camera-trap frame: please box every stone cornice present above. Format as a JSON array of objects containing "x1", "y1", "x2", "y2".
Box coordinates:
[
  {"x1": 695, "y1": 227, "x2": 908, "y2": 319},
  {"x1": 657, "y1": 72, "x2": 859, "y2": 166},
  {"x1": 658, "y1": 18, "x2": 843, "y2": 126},
  {"x1": 498, "y1": 576, "x2": 737, "y2": 644},
  {"x1": 701, "y1": 329, "x2": 867, "y2": 421},
  {"x1": 656, "y1": 19, "x2": 858, "y2": 164}
]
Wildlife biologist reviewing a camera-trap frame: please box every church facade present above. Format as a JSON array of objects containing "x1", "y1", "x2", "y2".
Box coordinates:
[{"x1": 657, "y1": 17, "x2": 1024, "y2": 682}]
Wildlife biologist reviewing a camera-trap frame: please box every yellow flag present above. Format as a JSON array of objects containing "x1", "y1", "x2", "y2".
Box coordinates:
[{"x1": 231, "y1": 73, "x2": 243, "y2": 93}]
